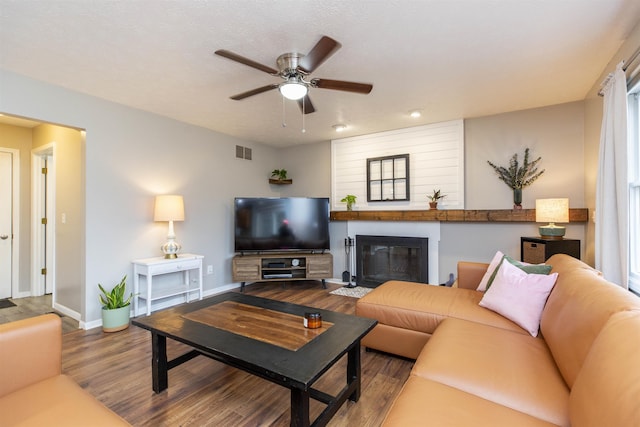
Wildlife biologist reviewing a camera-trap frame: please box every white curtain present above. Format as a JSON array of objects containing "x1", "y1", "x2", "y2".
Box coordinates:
[{"x1": 595, "y1": 62, "x2": 629, "y2": 289}]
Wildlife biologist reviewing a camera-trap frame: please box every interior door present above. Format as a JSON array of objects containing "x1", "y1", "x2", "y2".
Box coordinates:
[{"x1": 0, "y1": 151, "x2": 13, "y2": 299}]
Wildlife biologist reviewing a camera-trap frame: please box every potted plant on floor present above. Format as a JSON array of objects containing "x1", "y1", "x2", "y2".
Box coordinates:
[{"x1": 99, "y1": 275, "x2": 133, "y2": 332}]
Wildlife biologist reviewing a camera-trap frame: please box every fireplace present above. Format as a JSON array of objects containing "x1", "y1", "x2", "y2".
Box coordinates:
[{"x1": 356, "y1": 235, "x2": 429, "y2": 288}]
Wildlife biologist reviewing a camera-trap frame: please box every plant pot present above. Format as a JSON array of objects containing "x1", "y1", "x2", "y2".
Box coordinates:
[
  {"x1": 429, "y1": 202, "x2": 438, "y2": 210},
  {"x1": 101, "y1": 305, "x2": 130, "y2": 332},
  {"x1": 513, "y1": 188, "x2": 522, "y2": 209}
]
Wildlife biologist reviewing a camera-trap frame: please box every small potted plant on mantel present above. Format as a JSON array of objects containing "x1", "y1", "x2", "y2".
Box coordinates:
[
  {"x1": 427, "y1": 189, "x2": 446, "y2": 209},
  {"x1": 99, "y1": 275, "x2": 133, "y2": 333},
  {"x1": 341, "y1": 194, "x2": 357, "y2": 211},
  {"x1": 269, "y1": 169, "x2": 292, "y2": 185}
]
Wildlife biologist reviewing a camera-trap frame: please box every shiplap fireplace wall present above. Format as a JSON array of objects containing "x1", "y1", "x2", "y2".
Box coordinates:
[
  {"x1": 330, "y1": 120, "x2": 465, "y2": 285},
  {"x1": 331, "y1": 119, "x2": 464, "y2": 211}
]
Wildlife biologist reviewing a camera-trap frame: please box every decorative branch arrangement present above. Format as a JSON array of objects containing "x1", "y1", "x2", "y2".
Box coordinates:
[
  {"x1": 487, "y1": 148, "x2": 544, "y2": 209},
  {"x1": 487, "y1": 148, "x2": 544, "y2": 190}
]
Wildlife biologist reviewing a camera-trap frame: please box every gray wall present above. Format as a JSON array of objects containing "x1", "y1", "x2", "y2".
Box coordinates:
[
  {"x1": 1, "y1": 69, "x2": 281, "y2": 326},
  {"x1": 441, "y1": 102, "x2": 586, "y2": 279}
]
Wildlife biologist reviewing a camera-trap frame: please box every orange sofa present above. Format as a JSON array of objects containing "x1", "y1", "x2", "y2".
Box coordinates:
[
  {"x1": 0, "y1": 314, "x2": 130, "y2": 426},
  {"x1": 356, "y1": 254, "x2": 640, "y2": 426}
]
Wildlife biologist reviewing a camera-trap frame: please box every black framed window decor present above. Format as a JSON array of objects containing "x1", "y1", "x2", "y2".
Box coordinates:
[{"x1": 367, "y1": 154, "x2": 410, "y2": 202}]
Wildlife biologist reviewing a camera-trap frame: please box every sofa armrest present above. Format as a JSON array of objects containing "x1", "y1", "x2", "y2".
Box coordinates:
[
  {"x1": 457, "y1": 261, "x2": 489, "y2": 290},
  {"x1": 0, "y1": 314, "x2": 62, "y2": 398}
]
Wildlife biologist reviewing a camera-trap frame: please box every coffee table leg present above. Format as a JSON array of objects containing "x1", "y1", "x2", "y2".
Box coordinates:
[
  {"x1": 347, "y1": 341, "x2": 361, "y2": 402},
  {"x1": 290, "y1": 388, "x2": 310, "y2": 427},
  {"x1": 151, "y1": 332, "x2": 168, "y2": 393}
]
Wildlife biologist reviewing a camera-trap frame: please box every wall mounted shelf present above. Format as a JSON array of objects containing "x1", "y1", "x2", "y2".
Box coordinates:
[
  {"x1": 330, "y1": 208, "x2": 589, "y2": 223},
  {"x1": 269, "y1": 179, "x2": 292, "y2": 185}
]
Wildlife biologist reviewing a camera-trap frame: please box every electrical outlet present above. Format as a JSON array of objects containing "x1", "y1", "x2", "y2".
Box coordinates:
[{"x1": 207, "y1": 265, "x2": 214, "y2": 275}]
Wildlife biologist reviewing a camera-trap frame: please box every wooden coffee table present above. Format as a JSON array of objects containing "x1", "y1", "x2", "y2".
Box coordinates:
[{"x1": 132, "y1": 292, "x2": 377, "y2": 427}]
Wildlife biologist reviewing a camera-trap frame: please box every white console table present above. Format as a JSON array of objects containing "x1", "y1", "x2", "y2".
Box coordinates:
[{"x1": 132, "y1": 253, "x2": 204, "y2": 316}]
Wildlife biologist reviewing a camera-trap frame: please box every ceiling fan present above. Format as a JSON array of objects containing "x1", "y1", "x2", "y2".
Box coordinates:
[{"x1": 214, "y1": 36, "x2": 373, "y2": 114}]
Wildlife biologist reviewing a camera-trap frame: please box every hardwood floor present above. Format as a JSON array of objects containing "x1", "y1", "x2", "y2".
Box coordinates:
[
  {"x1": 62, "y1": 281, "x2": 413, "y2": 426},
  {"x1": 0, "y1": 294, "x2": 79, "y2": 334}
]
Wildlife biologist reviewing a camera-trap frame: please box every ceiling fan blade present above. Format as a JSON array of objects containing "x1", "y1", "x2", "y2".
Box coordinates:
[
  {"x1": 298, "y1": 36, "x2": 341, "y2": 74},
  {"x1": 230, "y1": 84, "x2": 279, "y2": 100},
  {"x1": 297, "y1": 95, "x2": 316, "y2": 114},
  {"x1": 214, "y1": 50, "x2": 278, "y2": 75},
  {"x1": 311, "y1": 78, "x2": 373, "y2": 94}
]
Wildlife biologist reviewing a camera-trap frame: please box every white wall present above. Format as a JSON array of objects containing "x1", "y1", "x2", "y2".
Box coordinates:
[
  {"x1": 331, "y1": 120, "x2": 465, "y2": 210},
  {"x1": 0, "y1": 69, "x2": 281, "y2": 326}
]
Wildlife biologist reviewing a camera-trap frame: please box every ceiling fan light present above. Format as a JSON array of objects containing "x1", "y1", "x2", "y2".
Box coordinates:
[
  {"x1": 279, "y1": 81, "x2": 308, "y2": 100},
  {"x1": 333, "y1": 124, "x2": 347, "y2": 132}
]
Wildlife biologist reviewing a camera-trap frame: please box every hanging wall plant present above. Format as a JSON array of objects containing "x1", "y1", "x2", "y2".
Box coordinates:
[
  {"x1": 487, "y1": 148, "x2": 544, "y2": 209},
  {"x1": 269, "y1": 168, "x2": 292, "y2": 184}
]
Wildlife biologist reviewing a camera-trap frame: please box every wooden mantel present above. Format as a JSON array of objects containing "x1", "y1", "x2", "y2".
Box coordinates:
[{"x1": 330, "y1": 208, "x2": 589, "y2": 223}]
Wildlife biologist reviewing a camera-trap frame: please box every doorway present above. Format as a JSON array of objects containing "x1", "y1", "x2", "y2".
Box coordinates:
[
  {"x1": 0, "y1": 116, "x2": 84, "y2": 323},
  {"x1": 32, "y1": 144, "x2": 55, "y2": 296},
  {"x1": 0, "y1": 148, "x2": 20, "y2": 299}
]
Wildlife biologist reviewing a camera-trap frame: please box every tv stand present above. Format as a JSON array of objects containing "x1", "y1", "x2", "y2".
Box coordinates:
[{"x1": 232, "y1": 252, "x2": 333, "y2": 292}]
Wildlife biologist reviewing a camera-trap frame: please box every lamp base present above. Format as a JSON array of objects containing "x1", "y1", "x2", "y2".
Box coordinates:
[
  {"x1": 161, "y1": 238, "x2": 182, "y2": 259},
  {"x1": 538, "y1": 225, "x2": 566, "y2": 239}
]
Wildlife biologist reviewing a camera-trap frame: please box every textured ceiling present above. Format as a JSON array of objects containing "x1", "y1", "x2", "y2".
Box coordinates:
[{"x1": 1, "y1": 0, "x2": 639, "y2": 147}]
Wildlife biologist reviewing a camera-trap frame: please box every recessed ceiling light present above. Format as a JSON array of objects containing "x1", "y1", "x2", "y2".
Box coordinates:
[
  {"x1": 409, "y1": 110, "x2": 422, "y2": 118},
  {"x1": 333, "y1": 124, "x2": 347, "y2": 132}
]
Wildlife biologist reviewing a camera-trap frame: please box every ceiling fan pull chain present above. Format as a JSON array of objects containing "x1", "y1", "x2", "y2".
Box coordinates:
[
  {"x1": 301, "y1": 97, "x2": 306, "y2": 133},
  {"x1": 281, "y1": 95, "x2": 287, "y2": 128}
]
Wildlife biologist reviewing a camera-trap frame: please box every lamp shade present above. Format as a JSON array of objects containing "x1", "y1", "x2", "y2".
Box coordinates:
[
  {"x1": 536, "y1": 198, "x2": 569, "y2": 239},
  {"x1": 535, "y1": 198, "x2": 569, "y2": 223},
  {"x1": 154, "y1": 195, "x2": 184, "y2": 222}
]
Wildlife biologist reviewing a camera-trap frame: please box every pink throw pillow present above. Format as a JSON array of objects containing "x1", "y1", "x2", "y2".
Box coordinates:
[
  {"x1": 476, "y1": 251, "x2": 504, "y2": 291},
  {"x1": 479, "y1": 259, "x2": 558, "y2": 337}
]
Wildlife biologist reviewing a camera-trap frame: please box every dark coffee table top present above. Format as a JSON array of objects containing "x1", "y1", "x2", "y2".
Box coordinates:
[{"x1": 132, "y1": 292, "x2": 377, "y2": 390}]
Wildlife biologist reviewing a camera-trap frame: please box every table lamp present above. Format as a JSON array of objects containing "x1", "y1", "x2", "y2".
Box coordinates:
[
  {"x1": 154, "y1": 195, "x2": 185, "y2": 258},
  {"x1": 535, "y1": 198, "x2": 569, "y2": 239}
]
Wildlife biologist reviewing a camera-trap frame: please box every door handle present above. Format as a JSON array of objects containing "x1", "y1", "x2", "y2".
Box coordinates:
[{"x1": 0, "y1": 235, "x2": 8, "y2": 240}]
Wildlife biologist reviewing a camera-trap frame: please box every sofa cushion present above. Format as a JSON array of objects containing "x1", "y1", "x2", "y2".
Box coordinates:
[
  {"x1": 569, "y1": 310, "x2": 640, "y2": 427},
  {"x1": 356, "y1": 280, "x2": 528, "y2": 338},
  {"x1": 381, "y1": 376, "x2": 558, "y2": 427},
  {"x1": 0, "y1": 314, "x2": 61, "y2": 398},
  {"x1": 479, "y1": 260, "x2": 558, "y2": 336},
  {"x1": 0, "y1": 374, "x2": 130, "y2": 426},
  {"x1": 411, "y1": 318, "x2": 570, "y2": 426},
  {"x1": 540, "y1": 254, "x2": 640, "y2": 387},
  {"x1": 360, "y1": 322, "x2": 431, "y2": 359}
]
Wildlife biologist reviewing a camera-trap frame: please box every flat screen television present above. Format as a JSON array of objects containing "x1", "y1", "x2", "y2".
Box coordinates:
[{"x1": 234, "y1": 197, "x2": 330, "y2": 252}]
